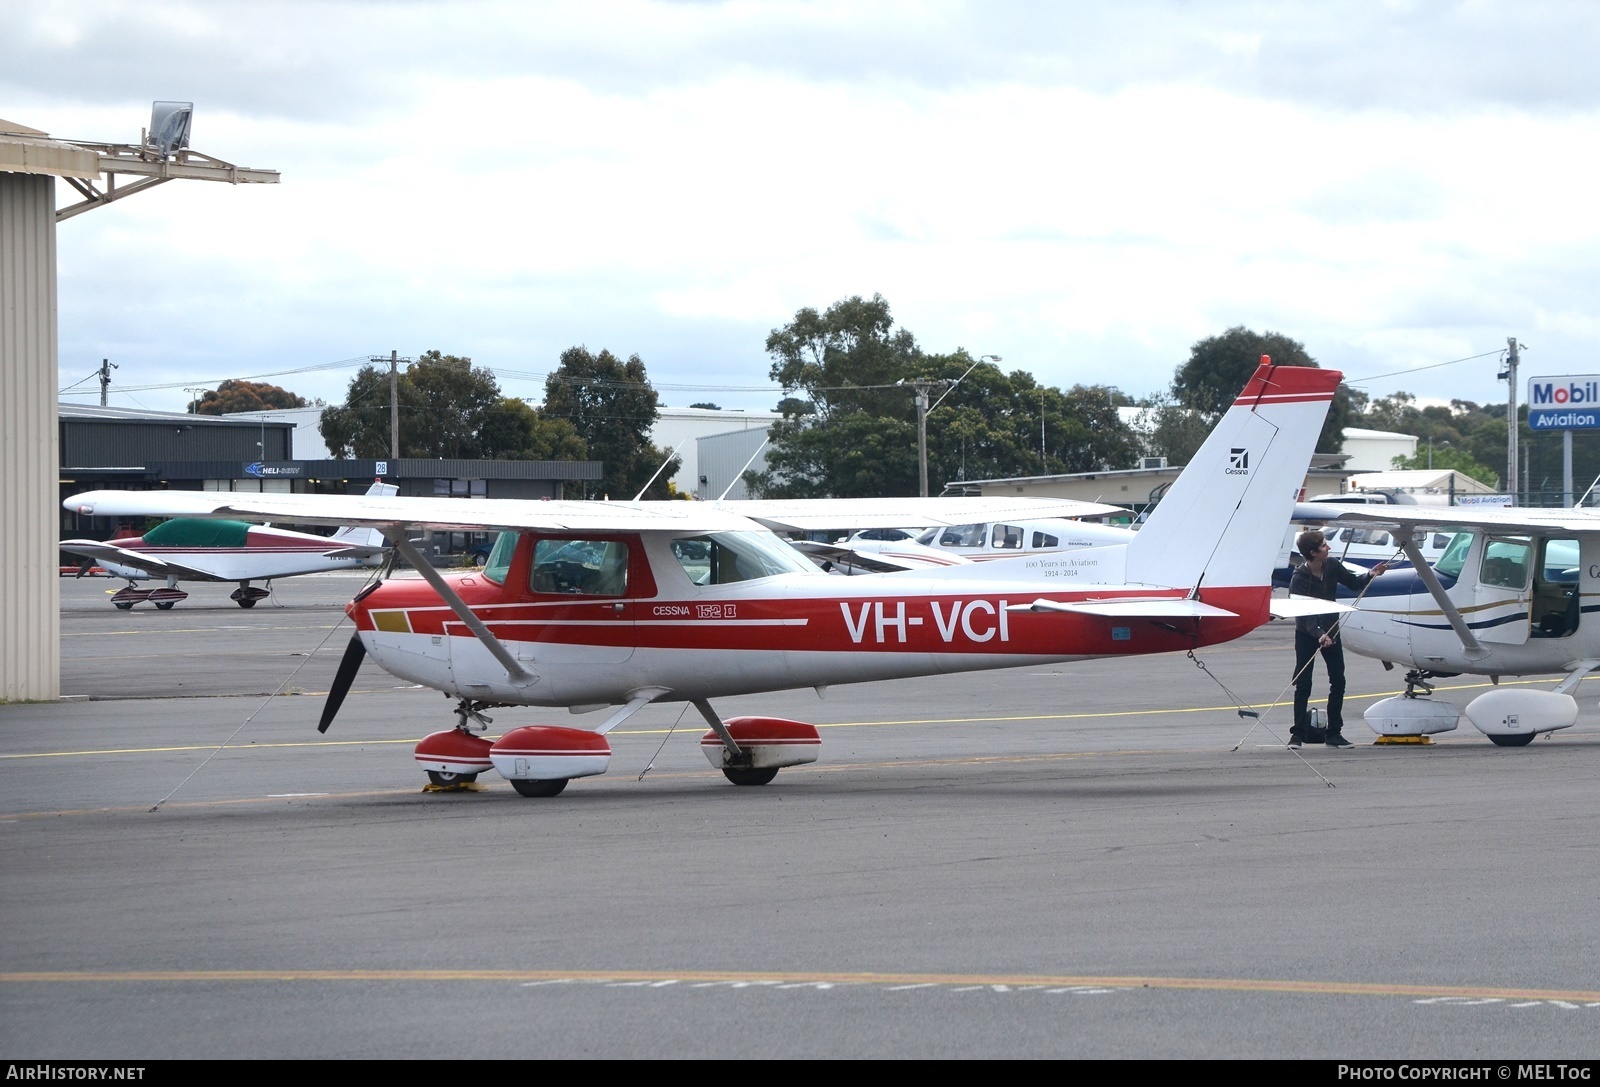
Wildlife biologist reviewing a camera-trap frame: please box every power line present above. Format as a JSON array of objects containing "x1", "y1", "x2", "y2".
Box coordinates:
[{"x1": 1343, "y1": 349, "x2": 1506, "y2": 387}]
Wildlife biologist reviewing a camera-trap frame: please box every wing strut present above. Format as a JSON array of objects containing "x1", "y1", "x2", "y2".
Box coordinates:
[
  {"x1": 383, "y1": 528, "x2": 536, "y2": 684},
  {"x1": 1399, "y1": 532, "x2": 1491, "y2": 662},
  {"x1": 693, "y1": 699, "x2": 744, "y2": 757}
]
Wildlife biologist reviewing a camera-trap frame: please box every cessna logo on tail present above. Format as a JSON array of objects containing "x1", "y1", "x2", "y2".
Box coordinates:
[{"x1": 1226, "y1": 448, "x2": 1249, "y2": 475}]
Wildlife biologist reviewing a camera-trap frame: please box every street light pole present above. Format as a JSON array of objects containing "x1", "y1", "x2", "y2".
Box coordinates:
[
  {"x1": 184, "y1": 387, "x2": 206, "y2": 415},
  {"x1": 916, "y1": 354, "x2": 1002, "y2": 497}
]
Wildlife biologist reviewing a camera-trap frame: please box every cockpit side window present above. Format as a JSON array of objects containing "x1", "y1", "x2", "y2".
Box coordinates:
[
  {"x1": 992, "y1": 524, "x2": 1023, "y2": 549},
  {"x1": 1479, "y1": 536, "x2": 1531, "y2": 590},
  {"x1": 530, "y1": 538, "x2": 629, "y2": 596},
  {"x1": 939, "y1": 523, "x2": 985, "y2": 548}
]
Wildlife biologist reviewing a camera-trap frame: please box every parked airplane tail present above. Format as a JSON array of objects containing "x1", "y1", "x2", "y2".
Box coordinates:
[
  {"x1": 1124, "y1": 360, "x2": 1341, "y2": 592},
  {"x1": 330, "y1": 481, "x2": 399, "y2": 549}
]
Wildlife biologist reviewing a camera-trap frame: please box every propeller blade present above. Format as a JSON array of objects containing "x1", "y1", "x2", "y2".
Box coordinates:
[
  {"x1": 319, "y1": 634, "x2": 367, "y2": 734},
  {"x1": 75, "y1": 559, "x2": 95, "y2": 579}
]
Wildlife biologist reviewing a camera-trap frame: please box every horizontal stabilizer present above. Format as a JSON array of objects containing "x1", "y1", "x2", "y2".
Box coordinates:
[
  {"x1": 787, "y1": 541, "x2": 931, "y2": 573},
  {"x1": 1268, "y1": 596, "x2": 1355, "y2": 619},
  {"x1": 320, "y1": 545, "x2": 388, "y2": 560},
  {"x1": 1007, "y1": 597, "x2": 1239, "y2": 618}
]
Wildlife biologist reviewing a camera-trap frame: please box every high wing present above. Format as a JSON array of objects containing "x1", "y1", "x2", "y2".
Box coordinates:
[
  {"x1": 62, "y1": 492, "x2": 1125, "y2": 544},
  {"x1": 63, "y1": 491, "x2": 764, "y2": 535},
  {"x1": 57, "y1": 540, "x2": 215, "y2": 580},
  {"x1": 728, "y1": 496, "x2": 1124, "y2": 533},
  {"x1": 1291, "y1": 501, "x2": 1600, "y2": 536}
]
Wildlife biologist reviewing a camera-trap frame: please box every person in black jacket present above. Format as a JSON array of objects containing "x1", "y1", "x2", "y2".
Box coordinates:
[{"x1": 1289, "y1": 529, "x2": 1389, "y2": 747}]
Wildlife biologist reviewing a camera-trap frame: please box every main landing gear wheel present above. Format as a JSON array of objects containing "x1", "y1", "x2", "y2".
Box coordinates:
[
  {"x1": 236, "y1": 597, "x2": 257, "y2": 609},
  {"x1": 511, "y1": 778, "x2": 569, "y2": 798},
  {"x1": 113, "y1": 601, "x2": 134, "y2": 611},
  {"x1": 722, "y1": 767, "x2": 779, "y2": 786},
  {"x1": 155, "y1": 600, "x2": 176, "y2": 610},
  {"x1": 1489, "y1": 733, "x2": 1537, "y2": 747},
  {"x1": 426, "y1": 770, "x2": 479, "y2": 786}
]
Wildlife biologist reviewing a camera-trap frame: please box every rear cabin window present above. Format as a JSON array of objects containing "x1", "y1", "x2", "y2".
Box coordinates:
[
  {"x1": 1031, "y1": 530, "x2": 1059, "y2": 548},
  {"x1": 530, "y1": 539, "x2": 629, "y2": 596},
  {"x1": 671, "y1": 532, "x2": 815, "y2": 585}
]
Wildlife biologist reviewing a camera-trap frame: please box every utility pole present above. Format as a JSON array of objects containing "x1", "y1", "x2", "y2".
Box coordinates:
[
  {"x1": 389, "y1": 349, "x2": 400, "y2": 461},
  {"x1": 912, "y1": 380, "x2": 936, "y2": 497},
  {"x1": 1502, "y1": 337, "x2": 1520, "y2": 501},
  {"x1": 1040, "y1": 387, "x2": 1047, "y2": 472},
  {"x1": 98, "y1": 358, "x2": 116, "y2": 406}
]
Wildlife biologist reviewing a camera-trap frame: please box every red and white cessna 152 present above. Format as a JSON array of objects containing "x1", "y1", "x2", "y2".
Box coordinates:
[{"x1": 64, "y1": 360, "x2": 1341, "y2": 796}]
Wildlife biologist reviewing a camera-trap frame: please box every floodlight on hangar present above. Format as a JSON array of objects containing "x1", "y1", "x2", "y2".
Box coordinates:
[{"x1": 149, "y1": 101, "x2": 194, "y2": 158}]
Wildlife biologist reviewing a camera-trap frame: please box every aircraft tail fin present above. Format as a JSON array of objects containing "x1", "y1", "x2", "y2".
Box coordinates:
[
  {"x1": 1124, "y1": 360, "x2": 1340, "y2": 591},
  {"x1": 330, "y1": 480, "x2": 399, "y2": 548}
]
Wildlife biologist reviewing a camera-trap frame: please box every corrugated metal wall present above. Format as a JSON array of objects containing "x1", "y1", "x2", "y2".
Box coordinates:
[
  {"x1": 59, "y1": 419, "x2": 292, "y2": 466},
  {"x1": 1, "y1": 172, "x2": 60, "y2": 700},
  {"x1": 697, "y1": 426, "x2": 772, "y2": 500}
]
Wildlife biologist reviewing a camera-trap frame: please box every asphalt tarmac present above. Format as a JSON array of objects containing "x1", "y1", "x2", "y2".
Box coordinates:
[{"x1": 3, "y1": 573, "x2": 1599, "y2": 1059}]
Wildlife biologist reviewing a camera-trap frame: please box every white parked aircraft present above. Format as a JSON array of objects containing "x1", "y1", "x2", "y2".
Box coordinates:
[
  {"x1": 1291, "y1": 501, "x2": 1600, "y2": 746},
  {"x1": 64, "y1": 359, "x2": 1341, "y2": 796},
  {"x1": 61, "y1": 481, "x2": 395, "y2": 609}
]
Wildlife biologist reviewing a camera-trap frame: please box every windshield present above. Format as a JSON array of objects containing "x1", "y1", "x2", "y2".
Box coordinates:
[
  {"x1": 1434, "y1": 530, "x2": 1473, "y2": 579},
  {"x1": 481, "y1": 530, "x2": 518, "y2": 585},
  {"x1": 671, "y1": 531, "x2": 818, "y2": 585}
]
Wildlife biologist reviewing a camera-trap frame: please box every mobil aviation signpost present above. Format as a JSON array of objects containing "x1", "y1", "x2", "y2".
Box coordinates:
[
  {"x1": 1528, "y1": 375, "x2": 1600, "y2": 430},
  {"x1": 1527, "y1": 375, "x2": 1600, "y2": 505}
]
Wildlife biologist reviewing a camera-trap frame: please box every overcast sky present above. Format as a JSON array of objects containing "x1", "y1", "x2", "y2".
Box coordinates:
[{"x1": 7, "y1": 0, "x2": 1598, "y2": 419}]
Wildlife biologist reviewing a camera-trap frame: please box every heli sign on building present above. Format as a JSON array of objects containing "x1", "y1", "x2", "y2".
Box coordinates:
[{"x1": 1528, "y1": 375, "x2": 1600, "y2": 430}]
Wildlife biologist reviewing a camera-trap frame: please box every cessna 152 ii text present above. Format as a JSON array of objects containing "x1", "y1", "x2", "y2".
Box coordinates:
[
  {"x1": 1291, "y1": 500, "x2": 1600, "y2": 747},
  {"x1": 60, "y1": 482, "x2": 395, "y2": 609},
  {"x1": 64, "y1": 359, "x2": 1341, "y2": 797}
]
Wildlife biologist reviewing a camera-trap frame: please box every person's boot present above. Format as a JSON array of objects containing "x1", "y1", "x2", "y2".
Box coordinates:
[
  {"x1": 1287, "y1": 728, "x2": 1304, "y2": 748},
  {"x1": 1325, "y1": 730, "x2": 1353, "y2": 748}
]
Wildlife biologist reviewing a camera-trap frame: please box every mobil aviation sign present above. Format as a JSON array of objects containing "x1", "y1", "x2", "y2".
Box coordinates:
[{"x1": 1528, "y1": 374, "x2": 1600, "y2": 430}]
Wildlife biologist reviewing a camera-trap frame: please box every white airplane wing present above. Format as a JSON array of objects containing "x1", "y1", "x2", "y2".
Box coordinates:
[
  {"x1": 1268, "y1": 595, "x2": 1356, "y2": 619},
  {"x1": 57, "y1": 540, "x2": 220, "y2": 581},
  {"x1": 1008, "y1": 596, "x2": 1240, "y2": 618},
  {"x1": 64, "y1": 491, "x2": 763, "y2": 535},
  {"x1": 729, "y1": 496, "x2": 1125, "y2": 533},
  {"x1": 786, "y1": 541, "x2": 932, "y2": 574},
  {"x1": 1291, "y1": 502, "x2": 1600, "y2": 536}
]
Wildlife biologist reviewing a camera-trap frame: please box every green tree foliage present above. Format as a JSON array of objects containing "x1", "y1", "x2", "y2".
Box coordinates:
[
  {"x1": 749, "y1": 294, "x2": 1138, "y2": 497},
  {"x1": 1133, "y1": 394, "x2": 1212, "y2": 467},
  {"x1": 1172, "y1": 326, "x2": 1352, "y2": 454},
  {"x1": 542, "y1": 347, "x2": 678, "y2": 499},
  {"x1": 191, "y1": 378, "x2": 307, "y2": 414},
  {"x1": 319, "y1": 350, "x2": 586, "y2": 464}
]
